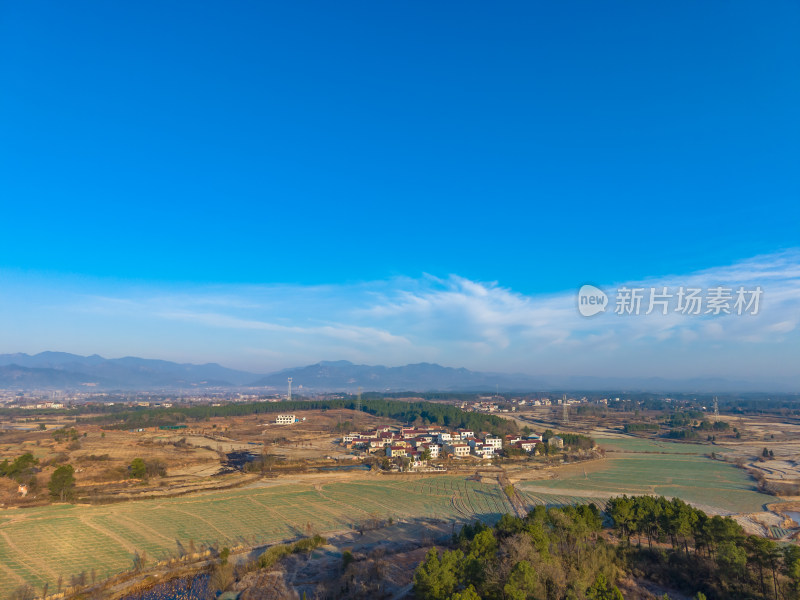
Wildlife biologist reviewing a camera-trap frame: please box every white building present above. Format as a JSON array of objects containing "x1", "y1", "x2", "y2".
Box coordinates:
[
  {"x1": 483, "y1": 435, "x2": 503, "y2": 450},
  {"x1": 275, "y1": 414, "x2": 297, "y2": 425},
  {"x1": 437, "y1": 432, "x2": 453, "y2": 444},
  {"x1": 422, "y1": 443, "x2": 440, "y2": 458},
  {"x1": 446, "y1": 443, "x2": 471, "y2": 457},
  {"x1": 474, "y1": 444, "x2": 494, "y2": 459},
  {"x1": 387, "y1": 446, "x2": 408, "y2": 458}
]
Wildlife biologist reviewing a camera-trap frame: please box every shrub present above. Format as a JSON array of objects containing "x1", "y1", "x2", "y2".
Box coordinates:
[
  {"x1": 0, "y1": 453, "x2": 39, "y2": 480},
  {"x1": 257, "y1": 544, "x2": 292, "y2": 569},
  {"x1": 292, "y1": 534, "x2": 326, "y2": 553},
  {"x1": 145, "y1": 459, "x2": 167, "y2": 477},
  {"x1": 129, "y1": 458, "x2": 147, "y2": 479},
  {"x1": 52, "y1": 428, "x2": 79, "y2": 442}
]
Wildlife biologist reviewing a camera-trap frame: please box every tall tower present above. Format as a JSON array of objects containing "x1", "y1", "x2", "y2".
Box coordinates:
[
  {"x1": 562, "y1": 397, "x2": 569, "y2": 425},
  {"x1": 287, "y1": 377, "x2": 292, "y2": 402},
  {"x1": 713, "y1": 397, "x2": 719, "y2": 422}
]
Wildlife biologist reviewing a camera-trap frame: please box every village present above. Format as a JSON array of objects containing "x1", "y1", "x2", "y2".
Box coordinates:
[{"x1": 330, "y1": 418, "x2": 562, "y2": 470}]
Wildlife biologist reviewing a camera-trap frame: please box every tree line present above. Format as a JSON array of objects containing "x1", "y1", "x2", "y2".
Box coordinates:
[
  {"x1": 81, "y1": 398, "x2": 517, "y2": 436},
  {"x1": 414, "y1": 495, "x2": 800, "y2": 599},
  {"x1": 606, "y1": 494, "x2": 800, "y2": 599},
  {"x1": 414, "y1": 503, "x2": 620, "y2": 600}
]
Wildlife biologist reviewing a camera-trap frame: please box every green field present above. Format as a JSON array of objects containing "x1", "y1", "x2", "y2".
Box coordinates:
[
  {"x1": 519, "y1": 436, "x2": 773, "y2": 514},
  {"x1": 0, "y1": 475, "x2": 514, "y2": 593}
]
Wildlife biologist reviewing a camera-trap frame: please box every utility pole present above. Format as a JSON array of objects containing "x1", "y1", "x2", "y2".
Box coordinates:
[{"x1": 354, "y1": 387, "x2": 362, "y2": 429}]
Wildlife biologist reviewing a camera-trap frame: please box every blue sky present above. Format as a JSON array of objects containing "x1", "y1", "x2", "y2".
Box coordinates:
[{"x1": 1, "y1": 2, "x2": 798, "y2": 379}]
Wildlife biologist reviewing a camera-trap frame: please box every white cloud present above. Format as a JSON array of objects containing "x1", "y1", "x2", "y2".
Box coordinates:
[{"x1": 1, "y1": 249, "x2": 798, "y2": 377}]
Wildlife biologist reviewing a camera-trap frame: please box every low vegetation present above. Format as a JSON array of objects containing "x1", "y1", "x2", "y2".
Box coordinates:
[
  {"x1": 0, "y1": 452, "x2": 38, "y2": 480},
  {"x1": 623, "y1": 423, "x2": 659, "y2": 433},
  {"x1": 194, "y1": 535, "x2": 329, "y2": 598},
  {"x1": 128, "y1": 457, "x2": 167, "y2": 479}
]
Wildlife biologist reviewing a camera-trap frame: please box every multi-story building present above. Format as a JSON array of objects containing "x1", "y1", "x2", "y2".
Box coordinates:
[
  {"x1": 445, "y1": 443, "x2": 471, "y2": 457},
  {"x1": 437, "y1": 432, "x2": 453, "y2": 444},
  {"x1": 387, "y1": 446, "x2": 408, "y2": 458},
  {"x1": 483, "y1": 435, "x2": 503, "y2": 450}
]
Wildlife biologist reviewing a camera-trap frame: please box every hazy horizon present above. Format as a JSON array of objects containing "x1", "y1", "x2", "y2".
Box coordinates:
[{"x1": 1, "y1": 248, "x2": 798, "y2": 381}]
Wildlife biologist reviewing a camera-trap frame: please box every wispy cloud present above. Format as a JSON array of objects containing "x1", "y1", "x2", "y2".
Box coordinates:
[{"x1": 0, "y1": 250, "x2": 798, "y2": 377}]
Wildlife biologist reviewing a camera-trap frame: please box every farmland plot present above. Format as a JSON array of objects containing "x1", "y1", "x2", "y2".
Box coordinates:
[
  {"x1": 0, "y1": 475, "x2": 514, "y2": 593},
  {"x1": 519, "y1": 436, "x2": 774, "y2": 514}
]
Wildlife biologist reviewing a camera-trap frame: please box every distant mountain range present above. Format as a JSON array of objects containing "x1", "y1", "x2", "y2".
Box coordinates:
[
  {"x1": 0, "y1": 352, "x2": 257, "y2": 389},
  {"x1": 0, "y1": 352, "x2": 796, "y2": 393},
  {"x1": 259, "y1": 361, "x2": 800, "y2": 394},
  {"x1": 250, "y1": 360, "x2": 544, "y2": 391}
]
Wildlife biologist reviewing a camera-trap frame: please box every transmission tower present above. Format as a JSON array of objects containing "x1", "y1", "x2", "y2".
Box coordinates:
[
  {"x1": 355, "y1": 387, "x2": 362, "y2": 427},
  {"x1": 287, "y1": 377, "x2": 292, "y2": 402},
  {"x1": 562, "y1": 395, "x2": 569, "y2": 425},
  {"x1": 713, "y1": 397, "x2": 719, "y2": 422}
]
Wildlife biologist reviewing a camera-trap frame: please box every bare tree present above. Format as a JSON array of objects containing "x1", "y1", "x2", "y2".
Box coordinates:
[
  {"x1": 132, "y1": 550, "x2": 148, "y2": 571},
  {"x1": 9, "y1": 585, "x2": 35, "y2": 600}
]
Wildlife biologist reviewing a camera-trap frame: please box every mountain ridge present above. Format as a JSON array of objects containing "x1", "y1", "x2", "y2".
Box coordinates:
[
  {"x1": 0, "y1": 352, "x2": 258, "y2": 389},
  {"x1": 0, "y1": 352, "x2": 796, "y2": 393}
]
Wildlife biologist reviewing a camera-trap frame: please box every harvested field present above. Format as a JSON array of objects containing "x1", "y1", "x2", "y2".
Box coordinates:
[{"x1": 0, "y1": 474, "x2": 514, "y2": 593}]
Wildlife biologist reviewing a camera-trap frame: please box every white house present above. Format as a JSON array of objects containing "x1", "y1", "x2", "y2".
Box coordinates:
[
  {"x1": 387, "y1": 446, "x2": 408, "y2": 458},
  {"x1": 275, "y1": 414, "x2": 297, "y2": 424},
  {"x1": 446, "y1": 443, "x2": 471, "y2": 457},
  {"x1": 483, "y1": 435, "x2": 503, "y2": 450},
  {"x1": 474, "y1": 444, "x2": 494, "y2": 459},
  {"x1": 421, "y1": 443, "x2": 440, "y2": 458}
]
